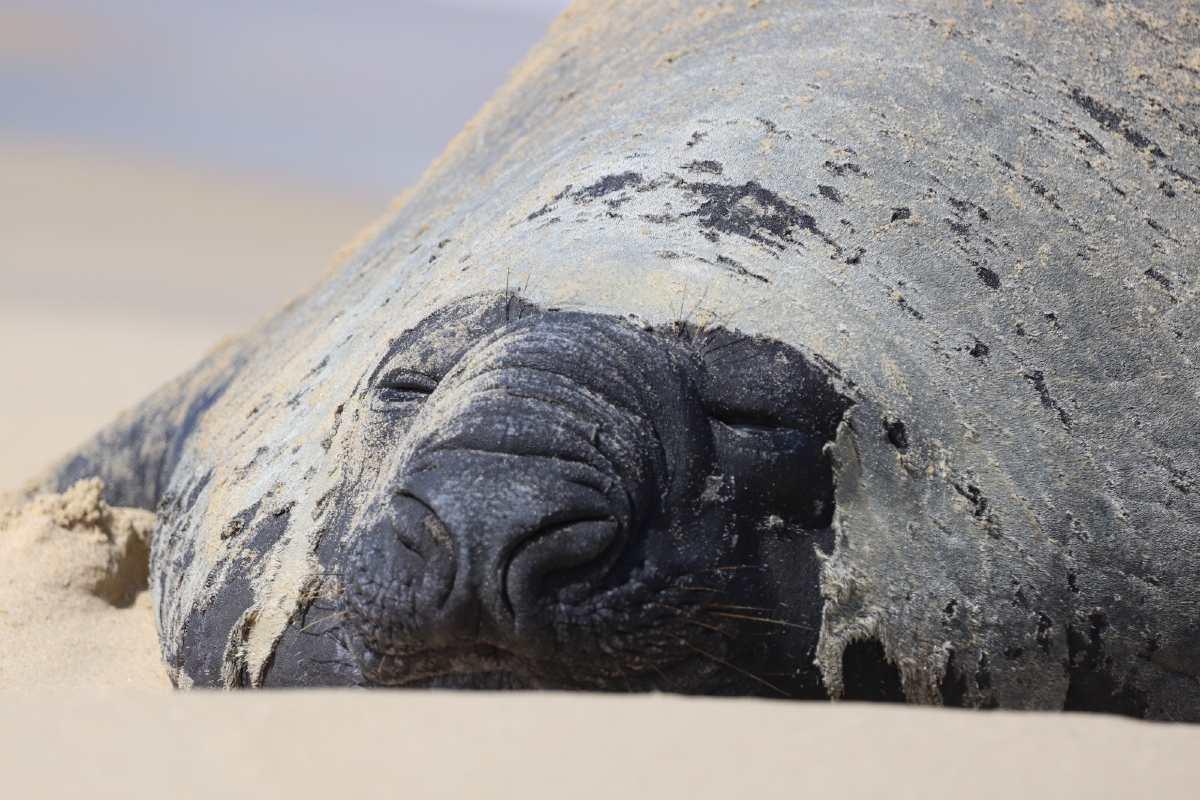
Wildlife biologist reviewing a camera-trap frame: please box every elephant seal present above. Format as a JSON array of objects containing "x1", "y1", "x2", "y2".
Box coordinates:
[{"x1": 34, "y1": 0, "x2": 1198, "y2": 719}]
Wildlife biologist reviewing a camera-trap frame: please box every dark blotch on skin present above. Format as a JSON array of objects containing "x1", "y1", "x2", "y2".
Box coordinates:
[
  {"x1": 527, "y1": 185, "x2": 573, "y2": 221},
  {"x1": 1075, "y1": 127, "x2": 1106, "y2": 154},
  {"x1": 715, "y1": 254, "x2": 768, "y2": 283},
  {"x1": 890, "y1": 207, "x2": 911, "y2": 222},
  {"x1": 677, "y1": 179, "x2": 839, "y2": 254},
  {"x1": 682, "y1": 159, "x2": 723, "y2": 175},
  {"x1": 976, "y1": 266, "x2": 1001, "y2": 289},
  {"x1": 755, "y1": 117, "x2": 791, "y2": 139},
  {"x1": 883, "y1": 418, "x2": 909, "y2": 451},
  {"x1": 574, "y1": 171, "x2": 644, "y2": 199},
  {"x1": 818, "y1": 184, "x2": 843, "y2": 203},
  {"x1": 1069, "y1": 88, "x2": 1163, "y2": 156},
  {"x1": 221, "y1": 500, "x2": 262, "y2": 541},
  {"x1": 1144, "y1": 268, "x2": 1173, "y2": 290},
  {"x1": 953, "y1": 482, "x2": 990, "y2": 519},
  {"x1": 894, "y1": 293, "x2": 924, "y2": 321},
  {"x1": 1023, "y1": 370, "x2": 1072, "y2": 430},
  {"x1": 825, "y1": 161, "x2": 866, "y2": 177}
]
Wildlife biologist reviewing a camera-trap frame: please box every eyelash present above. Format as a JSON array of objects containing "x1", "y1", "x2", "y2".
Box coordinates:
[{"x1": 372, "y1": 369, "x2": 438, "y2": 411}]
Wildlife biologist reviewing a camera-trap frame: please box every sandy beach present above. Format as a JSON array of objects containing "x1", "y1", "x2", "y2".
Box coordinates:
[
  {"x1": 0, "y1": 142, "x2": 379, "y2": 488},
  {"x1": 2, "y1": 143, "x2": 1198, "y2": 798}
]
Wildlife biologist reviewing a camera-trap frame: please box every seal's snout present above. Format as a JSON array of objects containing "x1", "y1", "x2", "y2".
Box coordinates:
[
  {"x1": 337, "y1": 295, "x2": 849, "y2": 693},
  {"x1": 347, "y1": 453, "x2": 626, "y2": 664}
]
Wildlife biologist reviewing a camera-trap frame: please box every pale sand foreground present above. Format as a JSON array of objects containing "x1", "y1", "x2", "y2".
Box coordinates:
[
  {"x1": 4, "y1": 692, "x2": 1198, "y2": 800},
  {"x1": 1, "y1": 145, "x2": 1198, "y2": 797}
]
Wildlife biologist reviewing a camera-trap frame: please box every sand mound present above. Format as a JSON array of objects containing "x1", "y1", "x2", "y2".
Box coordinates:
[{"x1": 0, "y1": 479, "x2": 168, "y2": 688}]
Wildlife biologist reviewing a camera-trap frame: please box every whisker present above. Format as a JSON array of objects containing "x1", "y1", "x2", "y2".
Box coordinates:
[
  {"x1": 684, "y1": 278, "x2": 714, "y2": 327},
  {"x1": 680, "y1": 618, "x2": 737, "y2": 639},
  {"x1": 702, "y1": 333, "x2": 756, "y2": 357},
  {"x1": 647, "y1": 597, "x2": 730, "y2": 625},
  {"x1": 705, "y1": 611, "x2": 814, "y2": 631},
  {"x1": 704, "y1": 603, "x2": 781, "y2": 613},
  {"x1": 505, "y1": 266, "x2": 513, "y2": 320},
  {"x1": 685, "y1": 643, "x2": 791, "y2": 698},
  {"x1": 304, "y1": 654, "x2": 356, "y2": 667},
  {"x1": 649, "y1": 663, "x2": 675, "y2": 692},
  {"x1": 299, "y1": 610, "x2": 350, "y2": 633}
]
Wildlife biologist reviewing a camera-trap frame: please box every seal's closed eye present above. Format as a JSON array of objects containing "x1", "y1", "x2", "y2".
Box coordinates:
[{"x1": 372, "y1": 368, "x2": 438, "y2": 412}]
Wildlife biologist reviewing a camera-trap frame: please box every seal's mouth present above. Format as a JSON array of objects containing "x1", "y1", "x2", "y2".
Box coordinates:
[
  {"x1": 357, "y1": 637, "x2": 707, "y2": 693},
  {"x1": 369, "y1": 643, "x2": 541, "y2": 689},
  {"x1": 400, "y1": 672, "x2": 534, "y2": 690}
]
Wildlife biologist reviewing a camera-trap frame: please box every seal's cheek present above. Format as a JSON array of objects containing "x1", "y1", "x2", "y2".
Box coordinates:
[{"x1": 709, "y1": 421, "x2": 837, "y2": 530}]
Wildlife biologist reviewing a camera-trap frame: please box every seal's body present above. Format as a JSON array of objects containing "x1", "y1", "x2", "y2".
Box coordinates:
[{"x1": 40, "y1": 0, "x2": 1199, "y2": 719}]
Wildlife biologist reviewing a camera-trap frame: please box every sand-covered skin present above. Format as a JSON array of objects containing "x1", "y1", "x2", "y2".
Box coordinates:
[{"x1": 0, "y1": 480, "x2": 168, "y2": 689}]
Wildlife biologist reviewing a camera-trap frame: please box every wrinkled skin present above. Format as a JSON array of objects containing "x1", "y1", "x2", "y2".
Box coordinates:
[{"x1": 316, "y1": 294, "x2": 851, "y2": 695}]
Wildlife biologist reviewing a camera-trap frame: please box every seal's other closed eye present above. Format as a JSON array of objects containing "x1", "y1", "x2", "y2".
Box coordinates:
[
  {"x1": 688, "y1": 326, "x2": 847, "y2": 439},
  {"x1": 673, "y1": 323, "x2": 849, "y2": 530}
]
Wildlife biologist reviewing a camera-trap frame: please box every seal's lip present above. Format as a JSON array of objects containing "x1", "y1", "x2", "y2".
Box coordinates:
[
  {"x1": 397, "y1": 671, "x2": 535, "y2": 690},
  {"x1": 372, "y1": 642, "x2": 538, "y2": 688}
]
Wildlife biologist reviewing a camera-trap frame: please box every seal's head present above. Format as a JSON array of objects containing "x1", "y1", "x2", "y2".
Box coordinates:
[{"x1": 334, "y1": 294, "x2": 850, "y2": 696}]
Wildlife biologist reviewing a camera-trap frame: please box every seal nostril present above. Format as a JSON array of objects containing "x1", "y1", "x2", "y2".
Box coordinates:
[
  {"x1": 389, "y1": 491, "x2": 456, "y2": 612},
  {"x1": 345, "y1": 490, "x2": 461, "y2": 653},
  {"x1": 394, "y1": 491, "x2": 453, "y2": 553},
  {"x1": 388, "y1": 492, "x2": 453, "y2": 557},
  {"x1": 501, "y1": 517, "x2": 621, "y2": 621}
]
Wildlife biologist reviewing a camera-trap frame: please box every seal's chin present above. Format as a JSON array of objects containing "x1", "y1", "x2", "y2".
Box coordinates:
[
  {"x1": 402, "y1": 672, "x2": 535, "y2": 690},
  {"x1": 357, "y1": 640, "x2": 694, "y2": 693},
  {"x1": 366, "y1": 643, "x2": 544, "y2": 690}
]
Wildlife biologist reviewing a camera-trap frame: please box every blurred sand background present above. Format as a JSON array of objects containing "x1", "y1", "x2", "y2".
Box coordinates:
[
  {"x1": 2, "y1": 1, "x2": 1199, "y2": 797},
  {"x1": 1, "y1": 0, "x2": 566, "y2": 485}
]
